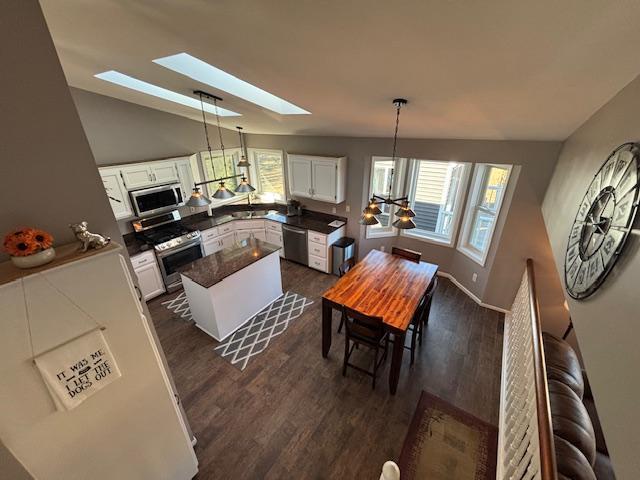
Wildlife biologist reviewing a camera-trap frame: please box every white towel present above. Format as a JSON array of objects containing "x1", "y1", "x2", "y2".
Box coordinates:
[{"x1": 34, "y1": 329, "x2": 121, "y2": 410}]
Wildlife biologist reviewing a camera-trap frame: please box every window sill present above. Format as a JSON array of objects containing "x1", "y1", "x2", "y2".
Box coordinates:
[
  {"x1": 401, "y1": 230, "x2": 454, "y2": 247},
  {"x1": 365, "y1": 227, "x2": 396, "y2": 239},
  {"x1": 456, "y1": 244, "x2": 487, "y2": 267}
]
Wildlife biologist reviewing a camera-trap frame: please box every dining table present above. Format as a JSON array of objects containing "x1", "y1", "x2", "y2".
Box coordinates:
[{"x1": 321, "y1": 249, "x2": 439, "y2": 394}]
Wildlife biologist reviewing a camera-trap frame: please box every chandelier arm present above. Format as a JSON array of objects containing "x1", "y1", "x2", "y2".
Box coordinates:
[{"x1": 199, "y1": 93, "x2": 218, "y2": 180}]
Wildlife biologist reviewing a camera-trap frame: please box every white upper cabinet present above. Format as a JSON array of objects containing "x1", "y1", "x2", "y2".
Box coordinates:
[
  {"x1": 99, "y1": 167, "x2": 133, "y2": 220},
  {"x1": 150, "y1": 161, "x2": 179, "y2": 185},
  {"x1": 287, "y1": 154, "x2": 346, "y2": 204},
  {"x1": 175, "y1": 157, "x2": 195, "y2": 205},
  {"x1": 288, "y1": 155, "x2": 313, "y2": 198},
  {"x1": 120, "y1": 164, "x2": 154, "y2": 189}
]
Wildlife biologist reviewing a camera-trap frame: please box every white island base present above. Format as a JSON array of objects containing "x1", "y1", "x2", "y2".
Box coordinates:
[{"x1": 181, "y1": 251, "x2": 283, "y2": 341}]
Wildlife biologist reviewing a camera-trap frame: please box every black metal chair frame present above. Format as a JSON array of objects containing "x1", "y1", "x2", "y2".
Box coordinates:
[{"x1": 341, "y1": 306, "x2": 389, "y2": 389}]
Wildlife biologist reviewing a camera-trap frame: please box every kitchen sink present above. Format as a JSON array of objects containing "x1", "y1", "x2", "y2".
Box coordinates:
[{"x1": 231, "y1": 210, "x2": 270, "y2": 218}]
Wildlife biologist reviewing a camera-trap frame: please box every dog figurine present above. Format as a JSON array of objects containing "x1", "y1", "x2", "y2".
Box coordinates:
[{"x1": 69, "y1": 221, "x2": 111, "y2": 252}]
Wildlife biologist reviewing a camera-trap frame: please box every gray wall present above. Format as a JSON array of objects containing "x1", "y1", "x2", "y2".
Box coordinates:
[
  {"x1": 542, "y1": 74, "x2": 640, "y2": 479},
  {"x1": 0, "y1": 4, "x2": 123, "y2": 261},
  {"x1": 247, "y1": 133, "x2": 567, "y2": 322},
  {"x1": 71, "y1": 87, "x2": 567, "y2": 321}
]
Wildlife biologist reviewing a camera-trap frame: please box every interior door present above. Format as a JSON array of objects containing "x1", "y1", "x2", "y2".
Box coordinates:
[
  {"x1": 100, "y1": 168, "x2": 133, "y2": 219},
  {"x1": 311, "y1": 159, "x2": 337, "y2": 202},
  {"x1": 151, "y1": 162, "x2": 179, "y2": 184},
  {"x1": 288, "y1": 156, "x2": 313, "y2": 198}
]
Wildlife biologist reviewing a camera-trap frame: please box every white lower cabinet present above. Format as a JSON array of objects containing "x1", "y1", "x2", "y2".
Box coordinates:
[
  {"x1": 131, "y1": 250, "x2": 165, "y2": 300},
  {"x1": 306, "y1": 226, "x2": 346, "y2": 274},
  {"x1": 236, "y1": 228, "x2": 266, "y2": 242},
  {"x1": 265, "y1": 230, "x2": 284, "y2": 257},
  {"x1": 219, "y1": 231, "x2": 236, "y2": 249}
]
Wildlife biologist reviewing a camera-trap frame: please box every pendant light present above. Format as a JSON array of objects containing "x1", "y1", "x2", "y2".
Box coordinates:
[
  {"x1": 236, "y1": 126, "x2": 250, "y2": 167},
  {"x1": 234, "y1": 126, "x2": 255, "y2": 193},
  {"x1": 359, "y1": 98, "x2": 417, "y2": 230},
  {"x1": 186, "y1": 90, "x2": 256, "y2": 207}
]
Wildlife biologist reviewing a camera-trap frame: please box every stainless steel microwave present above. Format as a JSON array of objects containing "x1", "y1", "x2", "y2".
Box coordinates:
[{"x1": 130, "y1": 183, "x2": 183, "y2": 217}]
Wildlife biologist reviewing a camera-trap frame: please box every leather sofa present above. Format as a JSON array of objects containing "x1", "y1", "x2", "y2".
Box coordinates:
[{"x1": 542, "y1": 333, "x2": 615, "y2": 480}]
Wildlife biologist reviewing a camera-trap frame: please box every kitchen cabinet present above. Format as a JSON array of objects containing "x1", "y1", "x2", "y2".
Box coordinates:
[
  {"x1": 120, "y1": 160, "x2": 180, "y2": 190},
  {"x1": 265, "y1": 230, "x2": 284, "y2": 258},
  {"x1": 131, "y1": 250, "x2": 165, "y2": 300},
  {"x1": 236, "y1": 228, "x2": 266, "y2": 242},
  {"x1": 287, "y1": 154, "x2": 347, "y2": 204},
  {"x1": 150, "y1": 161, "x2": 179, "y2": 185},
  {"x1": 121, "y1": 164, "x2": 154, "y2": 189},
  {"x1": 99, "y1": 167, "x2": 133, "y2": 220},
  {"x1": 202, "y1": 227, "x2": 239, "y2": 256},
  {"x1": 219, "y1": 231, "x2": 236, "y2": 249},
  {"x1": 307, "y1": 226, "x2": 346, "y2": 274},
  {"x1": 176, "y1": 157, "x2": 194, "y2": 204}
]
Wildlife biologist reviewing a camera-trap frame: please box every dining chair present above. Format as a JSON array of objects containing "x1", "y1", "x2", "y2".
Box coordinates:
[
  {"x1": 341, "y1": 306, "x2": 389, "y2": 389},
  {"x1": 398, "y1": 276, "x2": 438, "y2": 365},
  {"x1": 336, "y1": 258, "x2": 355, "y2": 334},
  {"x1": 391, "y1": 246, "x2": 421, "y2": 263}
]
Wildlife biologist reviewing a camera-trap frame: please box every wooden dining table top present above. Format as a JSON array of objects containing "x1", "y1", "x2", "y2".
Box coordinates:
[{"x1": 322, "y1": 249, "x2": 439, "y2": 332}]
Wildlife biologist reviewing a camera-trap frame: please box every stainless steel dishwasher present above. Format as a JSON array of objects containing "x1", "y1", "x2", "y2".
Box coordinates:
[{"x1": 282, "y1": 225, "x2": 308, "y2": 265}]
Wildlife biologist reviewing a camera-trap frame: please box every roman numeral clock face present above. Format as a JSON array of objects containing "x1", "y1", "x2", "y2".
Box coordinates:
[{"x1": 565, "y1": 142, "x2": 640, "y2": 299}]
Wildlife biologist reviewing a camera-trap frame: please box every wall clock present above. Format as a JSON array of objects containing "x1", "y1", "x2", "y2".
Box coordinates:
[{"x1": 565, "y1": 142, "x2": 640, "y2": 299}]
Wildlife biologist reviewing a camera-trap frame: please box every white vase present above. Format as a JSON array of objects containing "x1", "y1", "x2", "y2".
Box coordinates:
[{"x1": 11, "y1": 248, "x2": 56, "y2": 269}]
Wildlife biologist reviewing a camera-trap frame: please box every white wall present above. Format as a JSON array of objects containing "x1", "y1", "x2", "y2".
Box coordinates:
[{"x1": 542, "y1": 74, "x2": 640, "y2": 479}]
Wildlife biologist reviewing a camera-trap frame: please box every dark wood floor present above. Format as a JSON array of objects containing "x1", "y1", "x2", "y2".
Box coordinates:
[{"x1": 148, "y1": 259, "x2": 504, "y2": 479}]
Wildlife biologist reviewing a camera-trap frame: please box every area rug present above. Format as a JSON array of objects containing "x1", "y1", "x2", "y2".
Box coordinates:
[
  {"x1": 398, "y1": 390, "x2": 498, "y2": 480},
  {"x1": 162, "y1": 290, "x2": 312, "y2": 370}
]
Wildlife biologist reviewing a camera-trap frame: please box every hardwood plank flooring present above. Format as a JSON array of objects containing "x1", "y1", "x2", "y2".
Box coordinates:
[{"x1": 148, "y1": 259, "x2": 504, "y2": 479}]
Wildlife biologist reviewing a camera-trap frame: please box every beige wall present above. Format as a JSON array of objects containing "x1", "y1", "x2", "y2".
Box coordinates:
[{"x1": 542, "y1": 74, "x2": 640, "y2": 479}]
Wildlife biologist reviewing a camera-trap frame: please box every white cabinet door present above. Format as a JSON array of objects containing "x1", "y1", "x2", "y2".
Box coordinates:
[
  {"x1": 176, "y1": 158, "x2": 194, "y2": 205},
  {"x1": 150, "y1": 161, "x2": 179, "y2": 185},
  {"x1": 288, "y1": 156, "x2": 313, "y2": 198},
  {"x1": 100, "y1": 168, "x2": 133, "y2": 220},
  {"x1": 219, "y1": 232, "x2": 236, "y2": 249},
  {"x1": 203, "y1": 238, "x2": 223, "y2": 256},
  {"x1": 311, "y1": 159, "x2": 337, "y2": 202},
  {"x1": 121, "y1": 165, "x2": 153, "y2": 189},
  {"x1": 265, "y1": 230, "x2": 284, "y2": 257},
  {"x1": 134, "y1": 262, "x2": 165, "y2": 301},
  {"x1": 252, "y1": 229, "x2": 267, "y2": 242}
]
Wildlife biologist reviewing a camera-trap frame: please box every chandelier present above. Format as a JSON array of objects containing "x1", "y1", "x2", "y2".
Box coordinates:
[{"x1": 359, "y1": 98, "x2": 416, "y2": 229}]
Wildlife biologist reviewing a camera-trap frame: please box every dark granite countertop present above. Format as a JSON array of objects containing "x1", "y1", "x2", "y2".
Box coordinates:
[
  {"x1": 177, "y1": 238, "x2": 280, "y2": 288},
  {"x1": 124, "y1": 204, "x2": 347, "y2": 257}
]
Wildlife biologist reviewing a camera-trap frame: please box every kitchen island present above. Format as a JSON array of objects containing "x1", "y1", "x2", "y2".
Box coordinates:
[{"x1": 178, "y1": 238, "x2": 282, "y2": 341}]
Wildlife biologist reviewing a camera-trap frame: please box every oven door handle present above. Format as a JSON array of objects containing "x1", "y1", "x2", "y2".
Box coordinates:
[{"x1": 157, "y1": 240, "x2": 202, "y2": 258}]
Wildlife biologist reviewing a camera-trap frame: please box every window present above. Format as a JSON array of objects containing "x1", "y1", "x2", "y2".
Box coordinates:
[
  {"x1": 200, "y1": 148, "x2": 247, "y2": 205},
  {"x1": 249, "y1": 149, "x2": 285, "y2": 203},
  {"x1": 458, "y1": 164, "x2": 513, "y2": 265},
  {"x1": 403, "y1": 160, "x2": 471, "y2": 245},
  {"x1": 366, "y1": 156, "x2": 407, "y2": 238}
]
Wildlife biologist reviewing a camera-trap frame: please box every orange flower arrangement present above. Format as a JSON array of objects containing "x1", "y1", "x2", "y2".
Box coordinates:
[{"x1": 3, "y1": 227, "x2": 54, "y2": 257}]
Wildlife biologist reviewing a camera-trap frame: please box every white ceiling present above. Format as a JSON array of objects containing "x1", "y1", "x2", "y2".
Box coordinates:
[{"x1": 41, "y1": 0, "x2": 640, "y2": 140}]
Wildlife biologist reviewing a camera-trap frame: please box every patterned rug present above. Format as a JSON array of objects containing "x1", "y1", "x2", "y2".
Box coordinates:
[
  {"x1": 398, "y1": 390, "x2": 498, "y2": 480},
  {"x1": 162, "y1": 291, "x2": 312, "y2": 370}
]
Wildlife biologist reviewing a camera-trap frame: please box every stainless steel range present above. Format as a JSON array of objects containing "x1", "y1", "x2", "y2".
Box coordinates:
[{"x1": 133, "y1": 210, "x2": 203, "y2": 291}]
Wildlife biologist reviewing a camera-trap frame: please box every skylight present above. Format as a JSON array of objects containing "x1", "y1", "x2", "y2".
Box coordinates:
[
  {"x1": 153, "y1": 53, "x2": 311, "y2": 115},
  {"x1": 94, "y1": 71, "x2": 241, "y2": 116}
]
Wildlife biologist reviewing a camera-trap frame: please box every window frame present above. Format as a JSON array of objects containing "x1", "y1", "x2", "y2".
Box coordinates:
[
  {"x1": 199, "y1": 148, "x2": 248, "y2": 207},
  {"x1": 247, "y1": 148, "x2": 286, "y2": 204},
  {"x1": 457, "y1": 163, "x2": 513, "y2": 266},
  {"x1": 365, "y1": 156, "x2": 407, "y2": 239},
  {"x1": 401, "y1": 159, "x2": 471, "y2": 247}
]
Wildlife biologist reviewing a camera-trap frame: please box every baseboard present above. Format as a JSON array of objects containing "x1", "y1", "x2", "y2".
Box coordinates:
[{"x1": 436, "y1": 271, "x2": 510, "y2": 314}]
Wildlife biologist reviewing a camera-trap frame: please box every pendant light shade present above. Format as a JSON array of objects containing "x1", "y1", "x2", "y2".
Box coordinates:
[
  {"x1": 366, "y1": 198, "x2": 382, "y2": 215},
  {"x1": 212, "y1": 181, "x2": 235, "y2": 199},
  {"x1": 186, "y1": 187, "x2": 212, "y2": 207},
  {"x1": 395, "y1": 200, "x2": 416, "y2": 218},
  {"x1": 235, "y1": 176, "x2": 256, "y2": 193},
  {"x1": 359, "y1": 212, "x2": 380, "y2": 226},
  {"x1": 392, "y1": 215, "x2": 417, "y2": 229}
]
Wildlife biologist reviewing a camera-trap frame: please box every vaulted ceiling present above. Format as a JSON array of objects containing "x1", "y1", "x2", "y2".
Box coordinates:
[{"x1": 40, "y1": 0, "x2": 640, "y2": 140}]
